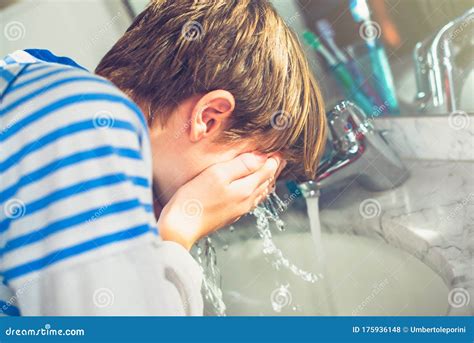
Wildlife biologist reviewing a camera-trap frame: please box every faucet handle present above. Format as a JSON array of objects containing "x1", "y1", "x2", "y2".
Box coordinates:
[{"x1": 327, "y1": 100, "x2": 371, "y2": 155}]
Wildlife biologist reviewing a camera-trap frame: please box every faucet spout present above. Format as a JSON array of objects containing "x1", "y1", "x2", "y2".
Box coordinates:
[
  {"x1": 297, "y1": 101, "x2": 408, "y2": 197},
  {"x1": 414, "y1": 8, "x2": 474, "y2": 112},
  {"x1": 298, "y1": 180, "x2": 320, "y2": 199}
]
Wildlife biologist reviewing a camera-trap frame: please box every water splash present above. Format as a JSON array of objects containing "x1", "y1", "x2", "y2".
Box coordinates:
[
  {"x1": 252, "y1": 192, "x2": 323, "y2": 283},
  {"x1": 258, "y1": 191, "x2": 287, "y2": 231},
  {"x1": 195, "y1": 191, "x2": 322, "y2": 316},
  {"x1": 194, "y1": 237, "x2": 226, "y2": 316}
]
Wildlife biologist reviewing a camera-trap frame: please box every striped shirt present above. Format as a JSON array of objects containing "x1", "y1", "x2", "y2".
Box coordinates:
[{"x1": 0, "y1": 50, "x2": 202, "y2": 316}]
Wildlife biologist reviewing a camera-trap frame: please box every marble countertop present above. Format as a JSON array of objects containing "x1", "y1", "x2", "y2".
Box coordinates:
[
  {"x1": 374, "y1": 114, "x2": 474, "y2": 161},
  {"x1": 314, "y1": 159, "x2": 473, "y2": 315}
]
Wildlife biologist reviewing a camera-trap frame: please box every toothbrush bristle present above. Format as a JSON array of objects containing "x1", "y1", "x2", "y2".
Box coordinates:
[
  {"x1": 316, "y1": 19, "x2": 334, "y2": 40},
  {"x1": 349, "y1": 0, "x2": 370, "y2": 22}
]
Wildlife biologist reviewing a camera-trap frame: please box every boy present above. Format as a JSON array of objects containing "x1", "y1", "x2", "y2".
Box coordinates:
[{"x1": 0, "y1": 0, "x2": 326, "y2": 315}]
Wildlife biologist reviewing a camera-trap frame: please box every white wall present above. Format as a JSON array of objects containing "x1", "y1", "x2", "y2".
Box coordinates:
[
  {"x1": 127, "y1": 0, "x2": 148, "y2": 15},
  {"x1": 0, "y1": 0, "x2": 133, "y2": 70}
]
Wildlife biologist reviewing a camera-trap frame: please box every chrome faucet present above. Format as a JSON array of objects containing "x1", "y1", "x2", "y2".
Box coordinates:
[
  {"x1": 413, "y1": 8, "x2": 474, "y2": 112},
  {"x1": 298, "y1": 101, "x2": 408, "y2": 197}
]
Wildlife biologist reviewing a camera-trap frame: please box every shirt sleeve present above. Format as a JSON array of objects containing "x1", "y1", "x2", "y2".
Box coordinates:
[
  {"x1": 15, "y1": 238, "x2": 203, "y2": 316},
  {"x1": 1, "y1": 67, "x2": 203, "y2": 315}
]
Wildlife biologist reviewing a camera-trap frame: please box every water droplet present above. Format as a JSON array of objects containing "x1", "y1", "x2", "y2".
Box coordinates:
[{"x1": 276, "y1": 219, "x2": 285, "y2": 231}]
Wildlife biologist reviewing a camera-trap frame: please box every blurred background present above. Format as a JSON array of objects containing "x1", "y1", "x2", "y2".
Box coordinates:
[{"x1": 1, "y1": 0, "x2": 473, "y2": 115}]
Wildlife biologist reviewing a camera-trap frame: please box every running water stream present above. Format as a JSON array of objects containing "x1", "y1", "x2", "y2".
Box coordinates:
[
  {"x1": 195, "y1": 191, "x2": 327, "y2": 316},
  {"x1": 305, "y1": 196, "x2": 338, "y2": 315}
]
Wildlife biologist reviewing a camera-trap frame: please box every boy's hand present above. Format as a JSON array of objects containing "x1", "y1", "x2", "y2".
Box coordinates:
[{"x1": 158, "y1": 153, "x2": 282, "y2": 250}]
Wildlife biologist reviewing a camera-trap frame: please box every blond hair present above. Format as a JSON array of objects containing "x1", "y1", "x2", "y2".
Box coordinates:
[{"x1": 96, "y1": 0, "x2": 326, "y2": 179}]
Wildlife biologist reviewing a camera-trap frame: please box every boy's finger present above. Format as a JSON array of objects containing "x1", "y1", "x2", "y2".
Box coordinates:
[
  {"x1": 214, "y1": 152, "x2": 268, "y2": 182},
  {"x1": 230, "y1": 157, "x2": 279, "y2": 194},
  {"x1": 275, "y1": 159, "x2": 287, "y2": 179},
  {"x1": 269, "y1": 158, "x2": 286, "y2": 188},
  {"x1": 251, "y1": 177, "x2": 273, "y2": 207}
]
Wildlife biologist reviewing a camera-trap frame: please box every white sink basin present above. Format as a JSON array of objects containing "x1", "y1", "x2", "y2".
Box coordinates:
[{"x1": 214, "y1": 231, "x2": 450, "y2": 316}]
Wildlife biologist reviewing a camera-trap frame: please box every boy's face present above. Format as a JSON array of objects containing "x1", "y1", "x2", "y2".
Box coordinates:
[{"x1": 146, "y1": 92, "x2": 258, "y2": 205}]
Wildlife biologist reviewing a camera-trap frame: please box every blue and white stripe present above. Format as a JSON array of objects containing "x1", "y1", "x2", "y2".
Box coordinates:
[{"x1": 0, "y1": 50, "x2": 157, "y2": 315}]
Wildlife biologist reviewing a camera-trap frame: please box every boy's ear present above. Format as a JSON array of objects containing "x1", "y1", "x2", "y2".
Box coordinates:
[{"x1": 189, "y1": 90, "x2": 235, "y2": 142}]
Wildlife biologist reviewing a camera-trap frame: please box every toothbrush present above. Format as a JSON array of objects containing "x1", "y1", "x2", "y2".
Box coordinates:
[
  {"x1": 316, "y1": 19, "x2": 386, "y2": 111},
  {"x1": 316, "y1": 19, "x2": 349, "y2": 64},
  {"x1": 349, "y1": 0, "x2": 399, "y2": 114},
  {"x1": 303, "y1": 31, "x2": 374, "y2": 115}
]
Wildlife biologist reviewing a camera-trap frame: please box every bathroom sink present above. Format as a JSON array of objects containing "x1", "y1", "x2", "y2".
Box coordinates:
[{"x1": 213, "y1": 231, "x2": 450, "y2": 316}]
